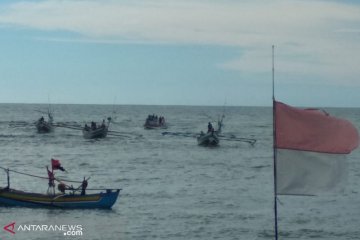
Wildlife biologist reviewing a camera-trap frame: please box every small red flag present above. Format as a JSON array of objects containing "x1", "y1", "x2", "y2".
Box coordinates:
[{"x1": 51, "y1": 158, "x2": 65, "y2": 171}]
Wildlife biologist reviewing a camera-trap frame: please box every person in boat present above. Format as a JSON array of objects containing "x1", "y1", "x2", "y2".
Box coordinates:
[
  {"x1": 208, "y1": 122, "x2": 214, "y2": 133},
  {"x1": 159, "y1": 116, "x2": 165, "y2": 125},
  {"x1": 81, "y1": 178, "x2": 88, "y2": 196},
  {"x1": 58, "y1": 182, "x2": 66, "y2": 194},
  {"x1": 46, "y1": 166, "x2": 55, "y2": 195},
  {"x1": 91, "y1": 121, "x2": 96, "y2": 130},
  {"x1": 39, "y1": 116, "x2": 44, "y2": 123},
  {"x1": 84, "y1": 124, "x2": 90, "y2": 131},
  {"x1": 101, "y1": 119, "x2": 106, "y2": 128}
]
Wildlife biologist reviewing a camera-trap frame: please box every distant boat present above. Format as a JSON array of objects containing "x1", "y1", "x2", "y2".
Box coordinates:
[
  {"x1": 82, "y1": 118, "x2": 110, "y2": 139},
  {"x1": 144, "y1": 115, "x2": 167, "y2": 129},
  {"x1": 197, "y1": 115, "x2": 224, "y2": 147},
  {"x1": 35, "y1": 112, "x2": 54, "y2": 133}
]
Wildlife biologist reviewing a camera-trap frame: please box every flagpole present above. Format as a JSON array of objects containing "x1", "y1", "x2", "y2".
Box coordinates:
[
  {"x1": 272, "y1": 45, "x2": 275, "y2": 101},
  {"x1": 272, "y1": 45, "x2": 279, "y2": 240}
]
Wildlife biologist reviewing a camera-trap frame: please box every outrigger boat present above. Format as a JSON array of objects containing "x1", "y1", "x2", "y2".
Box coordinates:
[
  {"x1": 35, "y1": 112, "x2": 54, "y2": 133},
  {"x1": 0, "y1": 159, "x2": 121, "y2": 209},
  {"x1": 82, "y1": 118, "x2": 110, "y2": 139},
  {"x1": 162, "y1": 115, "x2": 256, "y2": 146},
  {"x1": 197, "y1": 115, "x2": 224, "y2": 147},
  {"x1": 144, "y1": 115, "x2": 167, "y2": 129},
  {"x1": 0, "y1": 187, "x2": 120, "y2": 209}
]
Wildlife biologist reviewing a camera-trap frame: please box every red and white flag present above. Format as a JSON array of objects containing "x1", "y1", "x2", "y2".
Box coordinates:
[{"x1": 275, "y1": 101, "x2": 359, "y2": 195}]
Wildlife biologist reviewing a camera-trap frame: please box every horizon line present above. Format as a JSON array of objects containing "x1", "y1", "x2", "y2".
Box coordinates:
[
  {"x1": 0, "y1": 101, "x2": 358, "y2": 109},
  {"x1": 0, "y1": 101, "x2": 267, "y2": 108}
]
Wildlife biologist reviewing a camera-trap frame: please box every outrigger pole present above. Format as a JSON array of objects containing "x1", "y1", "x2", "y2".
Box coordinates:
[{"x1": 272, "y1": 45, "x2": 279, "y2": 240}]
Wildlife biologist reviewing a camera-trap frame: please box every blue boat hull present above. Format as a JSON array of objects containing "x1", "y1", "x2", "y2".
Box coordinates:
[{"x1": 0, "y1": 188, "x2": 120, "y2": 209}]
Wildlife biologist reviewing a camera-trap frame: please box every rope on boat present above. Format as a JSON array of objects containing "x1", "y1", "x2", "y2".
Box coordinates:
[
  {"x1": 0, "y1": 166, "x2": 83, "y2": 183},
  {"x1": 0, "y1": 166, "x2": 120, "y2": 192},
  {"x1": 55, "y1": 178, "x2": 83, "y2": 183}
]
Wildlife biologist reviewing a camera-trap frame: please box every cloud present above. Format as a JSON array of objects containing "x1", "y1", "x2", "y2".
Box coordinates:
[
  {"x1": 1, "y1": 0, "x2": 359, "y2": 44},
  {"x1": 0, "y1": 0, "x2": 360, "y2": 84}
]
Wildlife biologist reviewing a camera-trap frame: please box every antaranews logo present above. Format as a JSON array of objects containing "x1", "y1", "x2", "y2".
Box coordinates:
[
  {"x1": 3, "y1": 221, "x2": 83, "y2": 237},
  {"x1": 4, "y1": 222, "x2": 16, "y2": 234}
]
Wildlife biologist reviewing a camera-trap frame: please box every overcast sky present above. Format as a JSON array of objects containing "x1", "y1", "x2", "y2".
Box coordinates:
[{"x1": 0, "y1": 0, "x2": 359, "y2": 107}]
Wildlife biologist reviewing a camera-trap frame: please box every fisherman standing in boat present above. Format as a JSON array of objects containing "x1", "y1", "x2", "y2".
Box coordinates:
[
  {"x1": 46, "y1": 166, "x2": 55, "y2": 195},
  {"x1": 208, "y1": 122, "x2": 214, "y2": 133},
  {"x1": 81, "y1": 178, "x2": 88, "y2": 196}
]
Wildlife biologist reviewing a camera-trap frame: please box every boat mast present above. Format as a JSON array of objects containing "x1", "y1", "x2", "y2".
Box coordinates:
[
  {"x1": 6, "y1": 168, "x2": 10, "y2": 189},
  {"x1": 272, "y1": 45, "x2": 279, "y2": 240}
]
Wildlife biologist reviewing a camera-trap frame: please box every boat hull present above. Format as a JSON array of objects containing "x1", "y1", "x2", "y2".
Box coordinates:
[
  {"x1": 36, "y1": 121, "x2": 53, "y2": 133},
  {"x1": 197, "y1": 132, "x2": 220, "y2": 146},
  {"x1": 144, "y1": 120, "x2": 167, "y2": 129},
  {"x1": 144, "y1": 124, "x2": 167, "y2": 129},
  {"x1": 0, "y1": 188, "x2": 120, "y2": 209},
  {"x1": 82, "y1": 127, "x2": 108, "y2": 139}
]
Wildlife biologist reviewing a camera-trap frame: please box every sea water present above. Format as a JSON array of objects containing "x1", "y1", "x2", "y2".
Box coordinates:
[{"x1": 0, "y1": 103, "x2": 359, "y2": 240}]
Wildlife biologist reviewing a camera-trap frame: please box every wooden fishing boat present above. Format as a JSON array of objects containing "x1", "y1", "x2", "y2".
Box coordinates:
[
  {"x1": 197, "y1": 115, "x2": 224, "y2": 147},
  {"x1": 0, "y1": 159, "x2": 121, "y2": 209},
  {"x1": 162, "y1": 115, "x2": 256, "y2": 146},
  {"x1": 35, "y1": 113, "x2": 54, "y2": 133},
  {"x1": 0, "y1": 187, "x2": 120, "y2": 209},
  {"x1": 82, "y1": 119, "x2": 110, "y2": 139},
  {"x1": 144, "y1": 115, "x2": 167, "y2": 129}
]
